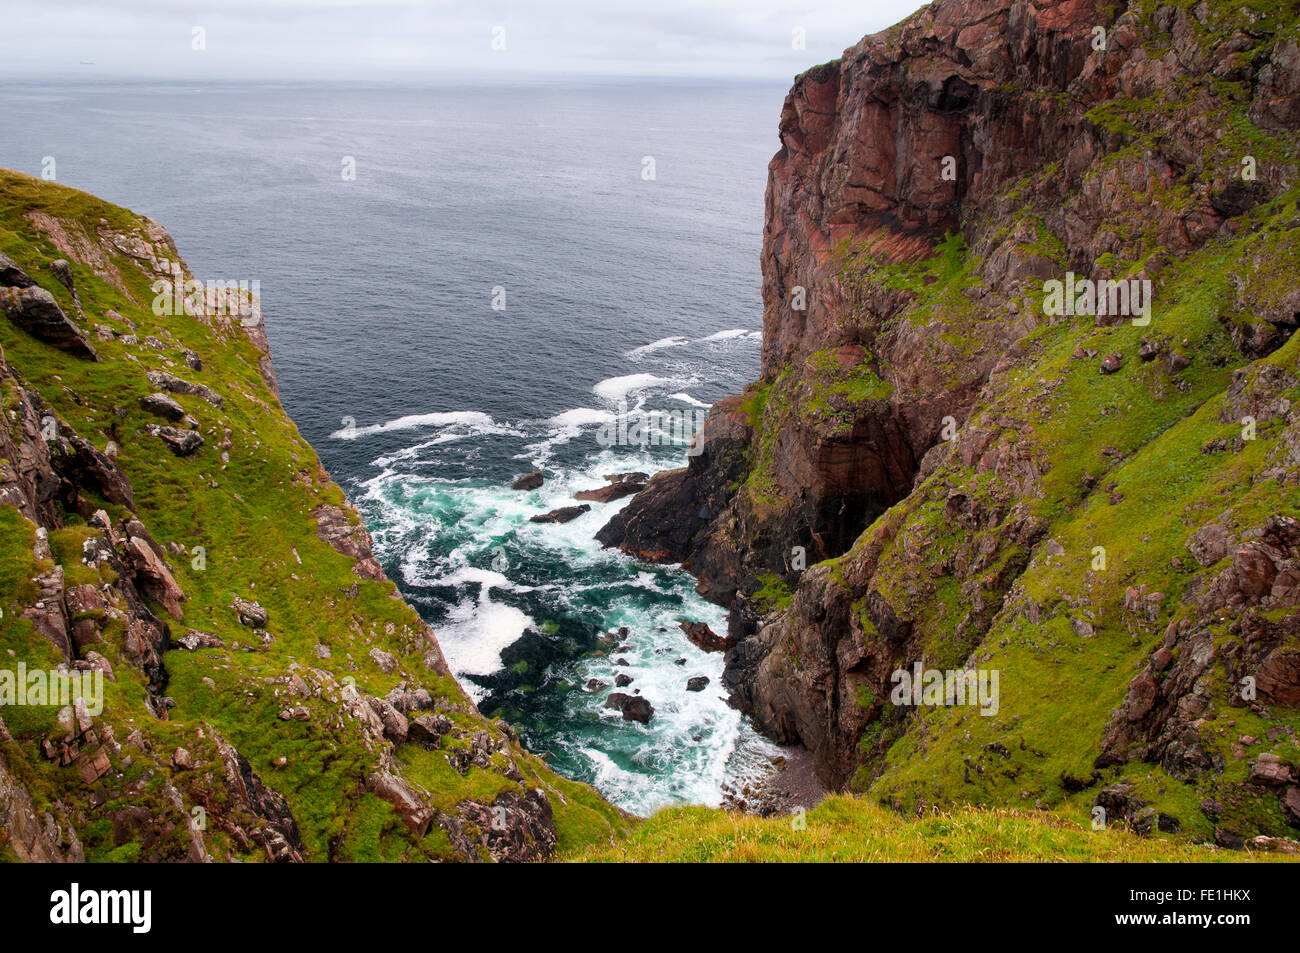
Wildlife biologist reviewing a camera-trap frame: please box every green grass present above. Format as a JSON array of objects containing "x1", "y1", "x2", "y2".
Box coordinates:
[
  {"x1": 565, "y1": 796, "x2": 1295, "y2": 863},
  {"x1": 0, "y1": 167, "x2": 625, "y2": 861}
]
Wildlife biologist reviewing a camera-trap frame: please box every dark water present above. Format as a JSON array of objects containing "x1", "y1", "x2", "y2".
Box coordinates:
[{"x1": 0, "y1": 78, "x2": 785, "y2": 812}]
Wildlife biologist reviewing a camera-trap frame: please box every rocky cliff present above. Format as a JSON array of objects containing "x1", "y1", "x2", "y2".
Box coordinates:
[
  {"x1": 600, "y1": 0, "x2": 1300, "y2": 843},
  {"x1": 0, "y1": 170, "x2": 627, "y2": 862}
]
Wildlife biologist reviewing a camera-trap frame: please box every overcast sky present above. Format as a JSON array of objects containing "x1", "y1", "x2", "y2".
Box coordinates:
[{"x1": 0, "y1": 0, "x2": 928, "y2": 80}]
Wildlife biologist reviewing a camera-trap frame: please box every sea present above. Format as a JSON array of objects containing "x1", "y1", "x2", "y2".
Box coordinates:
[{"x1": 0, "y1": 77, "x2": 787, "y2": 814}]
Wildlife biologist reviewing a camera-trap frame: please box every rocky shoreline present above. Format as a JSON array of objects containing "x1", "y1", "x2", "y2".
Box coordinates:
[{"x1": 723, "y1": 743, "x2": 828, "y2": 817}]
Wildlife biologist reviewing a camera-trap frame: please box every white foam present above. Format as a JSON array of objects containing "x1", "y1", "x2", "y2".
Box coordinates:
[
  {"x1": 548, "y1": 408, "x2": 616, "y2": 428},
  {"x1": 626, "y1": 335, "x2": 690, "y2": 359},
  {"x1": 668, "y1": 392, "x2": 711, "y2": 408},
  {"x1": 331, "y1": 410, "x2": 506, "y2": 440},
  {"x1": 592, "y1": 373, "x2": 675, "y2": 404},
  {"x1": 434, "y1": 595, "x2": 534, "y2": 695},
  {"x1": 519, "y1": 408, "x2": 616, "y2": 466},
  {"x1": 433, "y1": 564, "x2": 531, "y2": 594},
  {"x1": 346, "y1": 370, "x2": 778, "y2": 814},
  {"x1": 699, "y1": 328, "x2": 752, "y2": 342}
]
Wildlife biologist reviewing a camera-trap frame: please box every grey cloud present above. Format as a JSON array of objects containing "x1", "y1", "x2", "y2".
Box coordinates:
[{"x1": 0, "y1": 0, "x2": 927, "y2": 79}]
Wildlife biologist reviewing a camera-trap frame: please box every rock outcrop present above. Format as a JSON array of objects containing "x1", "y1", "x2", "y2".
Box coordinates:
[{"x1": 1, "y1": 285, "x2": 98, "y2": 360}]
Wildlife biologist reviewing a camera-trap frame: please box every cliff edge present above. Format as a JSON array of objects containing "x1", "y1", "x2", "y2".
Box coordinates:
[
  {"x1": 600, "y1": 0, "x2": 1300, "y2": 844},
  {"x1": 0, "y1": 169, "x2": 627, "y2": 862}
]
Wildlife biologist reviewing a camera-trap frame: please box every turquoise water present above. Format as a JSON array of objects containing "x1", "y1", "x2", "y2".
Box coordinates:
[{"x1": 342, "y1": 340, "x2": 780, "y2": 814}]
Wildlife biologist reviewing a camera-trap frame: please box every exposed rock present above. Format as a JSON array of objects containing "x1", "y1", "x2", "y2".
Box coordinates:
[
  {"x1": 680, "y1": 620, "x2": 733, "y2": 653},
  {"x1": 145, "y1": 370, "x2": 223, "y2": 408},
  {"x1": 76, "y1": 748, "x2": 111, "y2": 784},
  {"x1": 175, "y1": 629, "x2": 224, "y2": 651},
  {"x1": 1283, "y1": 786, "x2": 1300, "y2": 827},
  {"x1": 574, "y1": 481, "x2": 645, "y2": 503},
  {"x1": 146, "y1": 424, "x2": 203, "y2": 457},
  {"x1": 0, "y1": 252, "x2": 35, "y2": 288},
  {"x1": 511, "y1": 470, "x2": 544, "y2": 490},
  {"x1": 1137, "y1": 338, "x2": 1161, "y2": 362},
  {"x1": 0, "y1": 752, "x2": 79, "y2": 861},
  {"x1": 0, "y1": 188, "x2": 569, "y2": 865},
  {"x1": 24, "y1": 567, "x2": 70, "y2": 659},
  {"x1": 686, "y1": 675, "x2": 710, "y2": 692},
  {"x1": 365, "y1": 695, "x2": 409, "y2": 744},
  {"x1": 604, "y1": 692, "x2": 654, "y2": 724},
  {"x1": 232, "y1": 598, "x2": 269, "y2": 629},
  {"x1": 1248, "y1": 753, "x2": 1295, "y2": 788},
  {"x1": 596, "y1": 466, "x2": 711, "y2": 561},
  {"x1": 62, "y1": 433, "x2": 135, "y2": 509},
  {"x1": 213, "y1": 735, "x2": 304, "y2": 862},
  {"x1": 139, "y1": 392, "x2": 186, "y2": 422},
  {"x1": 125, "y1": 534, "x2": 185, "y2": 620},
  {"x1": 313, "y1": 503, "x2": 386, "y2": 580},
  {"x1": 49, "y1": 259, "x2": 76, "y2": 297},
  {"x1": 0, "y1": 285, "x2": 97, "y2": 359},
  {"x1": 593, "y1": 0, "x2": 1300, "y2": 810},
  {"x1": 529, "y1": 504, "x2": 590, "y2": 524},
  {"x1": 1256, "y1": 650, "x2": 1300, "y2": 707},
  {"x1": 1187, "y1": 522, "x2": 1230, "y2": 567},
  {"x1": 407, "y1": 713, "x2": 450, "y2": 748},
  {"x1": 77, "y1": 651, "x2": 115, "y2": 682},
  {"x1": 1245, "y1": 835, "x2": 1300, "y2": 854},
  {"x1": 368, "y1": 648, "x2": 398, "y2": 674},
  {"x1": 452, "y1": 788, "x2": 557, "y2": 862}
]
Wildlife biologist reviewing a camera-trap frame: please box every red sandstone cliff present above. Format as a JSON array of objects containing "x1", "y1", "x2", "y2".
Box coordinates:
[{"x1": 601, "y1": 0, "x2": 1300, "y2": 840}]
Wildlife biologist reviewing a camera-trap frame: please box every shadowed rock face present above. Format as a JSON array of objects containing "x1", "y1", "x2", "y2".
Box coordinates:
[
  {"x1": 0, "y1": 253, "x2": 35, "y2": 288},
  {"x1": 1, "y1": 286, "x2": 98, "y2": 360},
  {"x1": 599, "y1": 0, "x2": 1300, "y2": 830}
]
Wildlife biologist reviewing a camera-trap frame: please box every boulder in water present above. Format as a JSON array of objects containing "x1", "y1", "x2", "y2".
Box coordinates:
[
  {"x1": 529, "y1": 504, "x2": 590, "y2": 524},
  {"x1": 680, "y1": 620, "x2": 733, "y2": 653},
  {"x1": 605, "y1": 692, "x2": 654, "y2": 724},
  {"x1": 574, "y1": 481, "x2": 645, "y2": 503},
  {"x1": 512, "y1": 470, "x2": 544, "y2": 490}
]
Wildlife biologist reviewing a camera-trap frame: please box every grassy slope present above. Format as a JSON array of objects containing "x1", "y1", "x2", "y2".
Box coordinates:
[
  {"x1": 864, "y1": 205, "x2": 1300, "y2": 839},
  {"x1": 0, "y1": 169, "x2": 627, "y2": 861},
  {"x1": 567, "y1": 796, "x2": 1294, "y2": 862},
  {"x1": 854, "y1": 8, "x2": 1300, "y2": 834}
]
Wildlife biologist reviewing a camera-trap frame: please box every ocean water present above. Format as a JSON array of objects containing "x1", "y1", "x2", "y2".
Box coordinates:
[{"x1": 0, "y1": 78, "x2": 786, "y2": 814}]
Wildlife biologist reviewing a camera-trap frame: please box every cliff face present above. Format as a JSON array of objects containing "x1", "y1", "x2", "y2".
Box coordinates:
[
  {"x1": 601, "y1": 0, "x2": 1300, "y2": 842},
  {"x1": 0, "y1": 171, "x2": 627, "y2": 862}
]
